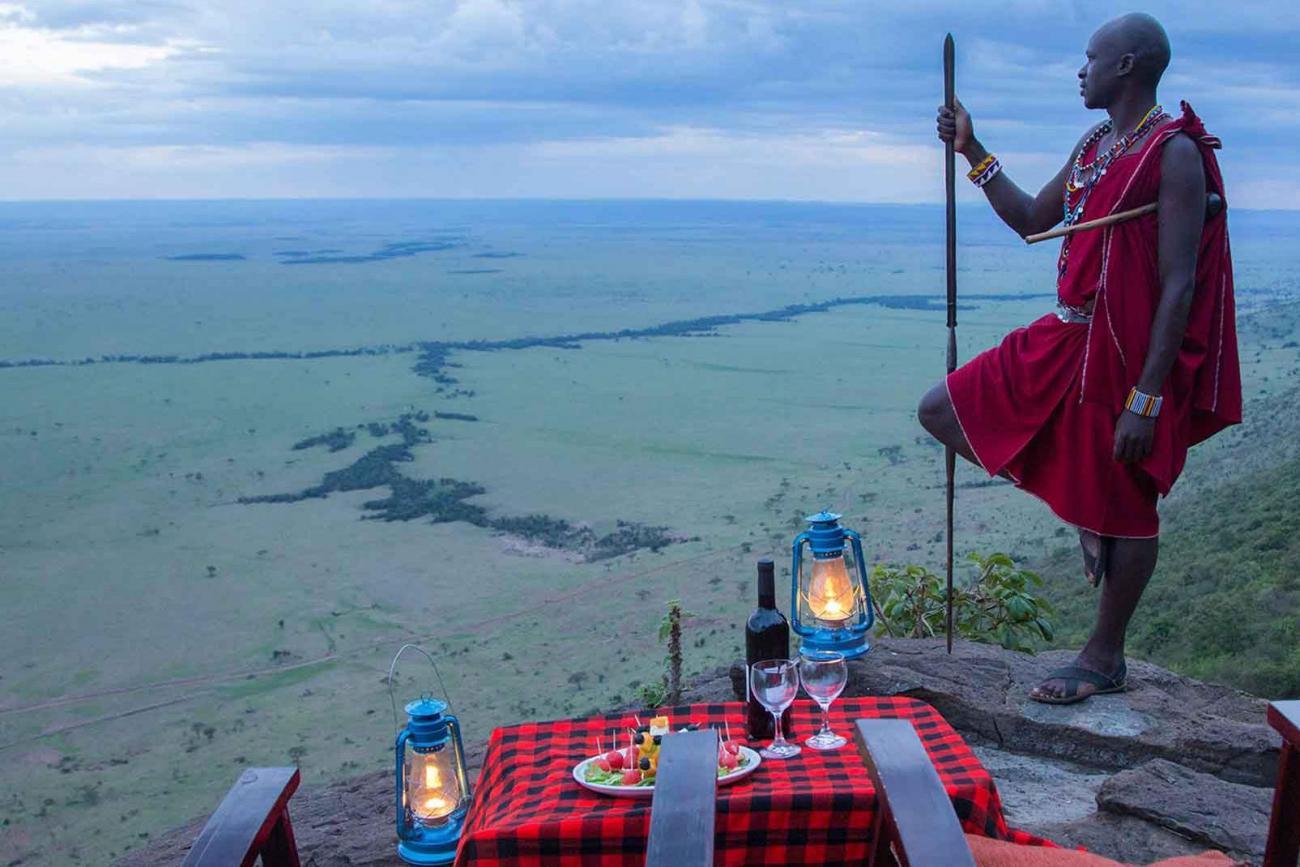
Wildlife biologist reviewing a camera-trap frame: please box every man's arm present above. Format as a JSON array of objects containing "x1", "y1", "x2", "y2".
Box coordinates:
[
  {"x1": 937, "y1": 99, "x2": 1098, "y2": 238},
  {"x1": 1113, "y1": 133, "x2": 1206, "y2": 463}
]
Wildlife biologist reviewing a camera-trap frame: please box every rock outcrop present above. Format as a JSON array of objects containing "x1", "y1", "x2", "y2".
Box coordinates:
[
  {"x1": 729, "y1": 638, "x2": 1276, "y2": 786},
  {"x1": 1096, "y1": 759, "x2": 1272, "y2": 860},
  {"x1": 118, "y1": 640, "x2": 1282, "y2": 866}
]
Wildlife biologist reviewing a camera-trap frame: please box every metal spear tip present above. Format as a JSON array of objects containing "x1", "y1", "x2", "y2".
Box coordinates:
[{"x1": 943, "y1": 34, "x2": 955, "y2": 96}]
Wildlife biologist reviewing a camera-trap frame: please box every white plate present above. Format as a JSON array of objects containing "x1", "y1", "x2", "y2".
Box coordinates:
[{"x1": 572, "y1": 745, "x2": 761, "y2": 798}]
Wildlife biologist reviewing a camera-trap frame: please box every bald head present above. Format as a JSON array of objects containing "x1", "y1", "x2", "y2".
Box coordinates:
[
  {"x1": 1079, "y1": 13, "x2": 1171, "y2": 108},
  {"x1": 1098, "y1": 13, "x2": 1171, "y2": 85}
]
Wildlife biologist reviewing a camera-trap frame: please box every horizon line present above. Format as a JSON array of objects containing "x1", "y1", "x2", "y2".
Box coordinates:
[{"x1": 0, "y1": 195, "x2": 1294, "y2": 213}]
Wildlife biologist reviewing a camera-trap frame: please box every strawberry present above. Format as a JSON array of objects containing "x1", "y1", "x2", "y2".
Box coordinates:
[
  {"x1": 604, "y1": 750, "x2": 624, "y2": 770},
  {"x1": 719, "y1": 752, "x2": 739, "y2": 770},
  {"x1": 596, "y1": 758, "x2": 611, "y2": 772},
  {"x1": 620, "y1": 768, "x2": 641, "y2": 786},
  {"x1": 724, "y1": 741, "x2": 741, "y2": 755}
]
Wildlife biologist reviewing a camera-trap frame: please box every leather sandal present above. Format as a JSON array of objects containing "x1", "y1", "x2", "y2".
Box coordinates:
[{"x1": 1030, "y1": 662, "x2": 1128, "y2": 705}]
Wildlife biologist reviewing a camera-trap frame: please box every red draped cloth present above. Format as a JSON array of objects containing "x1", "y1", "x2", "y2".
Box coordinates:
[{"x1": 947, "y1": 102, "x2": 1241, "y2": 538}]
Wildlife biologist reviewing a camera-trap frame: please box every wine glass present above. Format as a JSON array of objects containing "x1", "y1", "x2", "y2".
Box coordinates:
[
  {"x1": 749, "y1": 658, "x2": 801, "y2": 759},
  {"x1": 798, "y1": 650, "x2": 848, "y2": 750}
]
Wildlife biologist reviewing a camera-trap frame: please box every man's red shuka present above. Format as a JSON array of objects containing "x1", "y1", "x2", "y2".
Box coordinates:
[{"x1": 947, "y1": 103, "x2": 1241, "y2": 538}]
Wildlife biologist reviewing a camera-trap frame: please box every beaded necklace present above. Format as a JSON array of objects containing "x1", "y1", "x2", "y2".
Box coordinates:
[{"x1": 1058, "y1": 104, "x2": 1168, "y2": 280}]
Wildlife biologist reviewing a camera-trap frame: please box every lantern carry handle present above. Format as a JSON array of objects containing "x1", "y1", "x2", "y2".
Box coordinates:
[
  {"x1": 842, "y1": 527, "x2": 875, "y2": 631},
  {"x1": 445, "y1": 716, "x2": 472, "y2": 804},
  {"x1": 386, "y1": 643, "x2": 458, "y2": 734},
  {"x1": 789, "y1": 531, "x2": 811, "y2": 638}
]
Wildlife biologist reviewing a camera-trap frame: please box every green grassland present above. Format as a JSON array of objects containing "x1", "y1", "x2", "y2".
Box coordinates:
[
  {"x1": 1, "y1": 251, "x2": 1296, "y2": 865},
  {"x1": 0, "y1": 293, "x2": 1067, "y2": 864}
]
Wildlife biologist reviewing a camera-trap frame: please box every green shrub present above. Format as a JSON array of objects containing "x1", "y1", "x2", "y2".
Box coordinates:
[{"x1": 871, "y1": 552, "x2": 1054, "y2": 653}]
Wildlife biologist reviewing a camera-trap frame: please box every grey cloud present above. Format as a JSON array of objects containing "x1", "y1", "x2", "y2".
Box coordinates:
[
  {"x1": 20, "y1": 0, "x2": 196, "y2": 42},
  {"x1": 0, "y1": 0, "x2": 1296, "y2": 199}
]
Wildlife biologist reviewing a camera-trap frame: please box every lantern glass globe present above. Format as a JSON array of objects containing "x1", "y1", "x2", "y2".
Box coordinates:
[
  {"x1": 406, "y1": 750, "x2": 462, "y2": 824},
  {"x1": 807, "y1": 554, "x2": 856, "y2": 627}
]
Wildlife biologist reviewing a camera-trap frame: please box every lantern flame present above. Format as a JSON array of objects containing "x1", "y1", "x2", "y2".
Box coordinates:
[{"x1": 422, "y1": 794, "x2": 451, "y2": 815}]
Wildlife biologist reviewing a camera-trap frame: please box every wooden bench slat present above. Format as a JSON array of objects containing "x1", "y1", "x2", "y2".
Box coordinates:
[
  {"x1": 854, "y1": 719, "x2": 976, "y2": 867},
  {"x1": 1268, "y1": 700, "x2": 1300, "y2": 745},
  {"x1": 646, "y1": 729, "x2": 718, "y2": 867},
  {"x1": 181, "y1": 767, "x2": 301, "y2": 867},
  {"x1": 1264, "y1": 701, "x2": 1300, "y2": 867}
]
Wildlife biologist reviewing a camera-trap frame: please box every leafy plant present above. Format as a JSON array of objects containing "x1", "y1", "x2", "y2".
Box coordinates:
[
  {"x1": 871, "y1": 563, "x2": 947, "y2": 639},
  {"x1": 636, "y1": 680, "x2": 667, "y2": 708},
  {"x1": 870, "y1": 552, "x2": 1054, "y2": 653},
  {"x1": 637, "y1": 599, "x2": 695, "y2": 706}
]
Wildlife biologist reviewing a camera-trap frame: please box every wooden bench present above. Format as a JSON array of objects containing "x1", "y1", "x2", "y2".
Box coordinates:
[
  {"x1": 1265, "y1": 700, "x2": 1300, "y2": 867},
  {"x1": 645, "y1": 728, "x2": 719, "y2": 867},
  {"x1": 181, "y1": 766, "x2": 301, "y2": 867},
  {"x1": 640, "y1": 720, "x2": 981, "y2": 866},
  {"x1": 854, "y1": 718, "x2": 976, "y2": 866}
]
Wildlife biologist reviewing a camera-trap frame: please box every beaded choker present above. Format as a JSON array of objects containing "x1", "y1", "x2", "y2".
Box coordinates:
[
  {"x1": 1058, "y1": 104, "x2": 1169, "y2": 280},
  {"x1": 1064, "y1": 105, "x2": 1167, "y2": 223}
]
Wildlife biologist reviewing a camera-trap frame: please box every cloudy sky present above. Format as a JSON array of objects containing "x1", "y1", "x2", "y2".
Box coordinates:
[{"x1": 2, "y1": 0, "x2": 1296, "y2": 205}]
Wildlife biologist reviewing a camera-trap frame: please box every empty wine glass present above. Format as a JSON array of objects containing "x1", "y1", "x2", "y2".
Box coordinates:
[
  {"x1": 749, "y1": 658, "x2": 801, "y2": 759},
  {"x1": 798, "y1": 650, "x2": 848, "y2": 750}
]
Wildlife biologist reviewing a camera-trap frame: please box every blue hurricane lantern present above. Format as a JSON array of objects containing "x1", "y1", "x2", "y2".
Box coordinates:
[
  {"x1": 395, "y1": 696, "x2": 471, "y2": 865},
  {"x1": 790, "y1": 511, "x2": 875, "y2": 659}
]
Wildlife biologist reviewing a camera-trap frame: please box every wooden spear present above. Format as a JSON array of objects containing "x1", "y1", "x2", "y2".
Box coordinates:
[{"x1": 943, "y1": 33, "x2": 957, "y2": 655}]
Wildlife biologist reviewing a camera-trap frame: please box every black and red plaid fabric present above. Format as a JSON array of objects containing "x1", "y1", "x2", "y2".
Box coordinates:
[{"x1": 455, "y1": 696, "x2": 1053, "y2": 866}]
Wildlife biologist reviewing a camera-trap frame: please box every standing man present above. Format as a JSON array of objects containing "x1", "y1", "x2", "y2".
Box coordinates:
[{"x1": 918, "y1": 13, "x2": 1240, "y2": 704}]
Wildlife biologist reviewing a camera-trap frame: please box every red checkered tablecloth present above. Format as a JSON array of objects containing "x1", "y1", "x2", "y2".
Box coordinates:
[{"x1": 456, "y1": 696, "x2": 1052, "y2": 866}]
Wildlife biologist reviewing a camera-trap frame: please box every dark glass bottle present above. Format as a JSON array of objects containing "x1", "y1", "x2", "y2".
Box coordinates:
[{"x1": 745, "y1": 558, "x2": 793, "y2": 741}]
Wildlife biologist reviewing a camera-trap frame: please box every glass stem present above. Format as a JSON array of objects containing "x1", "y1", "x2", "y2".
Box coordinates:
[
  {"x1": 819, "y1": 701, "x2": 832, "y2": 737},
  {"x1": 771, "y1": 709, "x2": 787, "y2": 746}
]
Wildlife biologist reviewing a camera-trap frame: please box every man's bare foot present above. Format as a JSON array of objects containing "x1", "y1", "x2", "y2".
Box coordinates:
[
  {"x1": 1030, "y1": 650, "x2": 1127, "y2": 704},
  {"x1": 1078, "y1": 530, "x2": 1111, "y2": 587}
]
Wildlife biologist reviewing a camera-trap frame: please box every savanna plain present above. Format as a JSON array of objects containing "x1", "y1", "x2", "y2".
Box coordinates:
[{"x1": 1, "y1": 199, "x2": 1297, "y2": 865}]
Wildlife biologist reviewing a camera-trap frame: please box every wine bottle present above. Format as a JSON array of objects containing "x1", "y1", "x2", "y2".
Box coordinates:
[{"x1": 745, "y1": 557, "x2": 793, "y2": 740}]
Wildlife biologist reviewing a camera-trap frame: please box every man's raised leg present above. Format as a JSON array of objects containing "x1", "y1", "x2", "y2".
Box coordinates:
[{"x1": 916, "y1": 381, "x2": 982, "y2": 468}]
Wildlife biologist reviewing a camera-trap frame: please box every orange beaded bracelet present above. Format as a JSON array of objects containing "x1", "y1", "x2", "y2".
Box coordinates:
[{"x1": 1124, "y1": 387, "x2": 1163, "y2": 418}]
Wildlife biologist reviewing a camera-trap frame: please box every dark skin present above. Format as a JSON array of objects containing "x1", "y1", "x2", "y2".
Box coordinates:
[{"x1": 919, "y1": 14, "x2": 1205, "y2": 700}]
